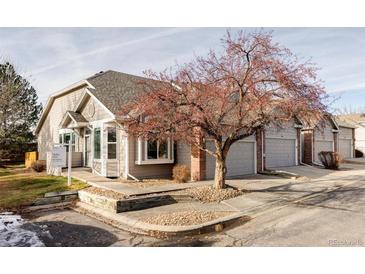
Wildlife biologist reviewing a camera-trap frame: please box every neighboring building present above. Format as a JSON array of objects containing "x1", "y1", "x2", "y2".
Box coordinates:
[
  {"x1": 337, "y1": 114, "x2": 365, "y2": 155},
  {"x1": 302, "y1": 115, "x2": 339, "y2": 165},
  {"x1": 35, "y1": 70, "x2": 303, "y2": 181}
]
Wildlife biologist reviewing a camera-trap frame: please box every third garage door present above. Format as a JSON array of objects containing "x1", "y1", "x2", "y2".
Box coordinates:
[
  {"x1": 339, "y1": 139, "x2": 352, "y2": 159},
  {"x1": 205, "y1": 140, "x2": 255, "y2": 179},
  {"x1": 265, "y1": 138, "x2": 296, "y2": 168}
]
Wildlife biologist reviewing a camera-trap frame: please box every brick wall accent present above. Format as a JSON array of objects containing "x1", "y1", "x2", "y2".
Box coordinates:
[
  {"x1": 256, "y1": 129, "x2": 264, "y2": 172},
  {"x1": 190, "y1": 129, "x2": 206, "y2": 181},
  {"x1": 296, "y1": 128, "x2": 301, "y2": 164},
  {"x1": 303, "y1": 130, "x2": 313, "y2": 164},
  {"x1": 333, "y1": 132, "x2": 338, "y2": 152}
]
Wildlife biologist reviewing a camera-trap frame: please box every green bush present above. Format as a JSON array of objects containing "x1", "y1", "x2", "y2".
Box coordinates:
[
  {"x1": 355, "y1": 149, "x2": 364, "y2": 158},
  {"x1": 172, "y1": 165, "x2": 191, "y2": 183}
]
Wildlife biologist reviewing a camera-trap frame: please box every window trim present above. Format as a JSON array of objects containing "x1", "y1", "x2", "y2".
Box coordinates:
[
  {"x1": 58, "y1": 129, "x2": 76, "y2": 152},
  {"x1": 106, "y1": 127, "x2": 117, "y2": 160},
  {"x1": 136, "y1": 138, "x2": 174, "y2": 165}
]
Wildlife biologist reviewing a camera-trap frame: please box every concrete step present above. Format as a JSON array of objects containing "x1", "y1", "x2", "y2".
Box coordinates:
[{"x1": 78, "y1": 189, "x2": 193, "y2": 213}]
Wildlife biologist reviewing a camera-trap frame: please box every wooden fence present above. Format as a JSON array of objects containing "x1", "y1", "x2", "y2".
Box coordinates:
[{"x1": 25, "y1": 151, "x2": 38, "y2": 168}]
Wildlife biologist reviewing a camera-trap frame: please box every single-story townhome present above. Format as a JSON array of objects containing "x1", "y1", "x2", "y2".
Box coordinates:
[
  {"x1": 301, "y1": 115, "x2": 339, "y2": 165},
  {"x1": 35, "y1": 70, "x2": 303, "y2": 181}
]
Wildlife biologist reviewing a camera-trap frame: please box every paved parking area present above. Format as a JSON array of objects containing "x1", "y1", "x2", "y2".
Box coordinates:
[{"x1": 21, "y1": 164, "x2": 365, "y2": 246}]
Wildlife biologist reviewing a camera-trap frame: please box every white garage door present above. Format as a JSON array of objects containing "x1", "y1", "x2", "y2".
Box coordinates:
[
  {"x1": 314, "y1": 140, "x2": 334, "y2": 163},
  {"x1": 339, "y1": 139, "x2": 352, "y2": 159},
  {"x1": 265, "y1": 138, "x2": 296, "y2": 168},
  {"x1": 206, "y1": 140, "x2": 255, "y2": 179}
]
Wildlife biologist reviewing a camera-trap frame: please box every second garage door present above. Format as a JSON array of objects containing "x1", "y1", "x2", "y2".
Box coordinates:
[
  {"x1": 265, "y1": 138, "x2": 296, "y2": 168},
  {"x1": 205, "y1": 140, "x2": 255, "y2": 179},
  {"x1": 339, "y1": 139, "x2": 352, "y2": 159}
]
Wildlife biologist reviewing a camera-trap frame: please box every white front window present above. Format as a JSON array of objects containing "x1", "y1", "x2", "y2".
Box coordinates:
[
  {"x1": 136, "y1": 138, "x2": 174, "y2": 165},
  {"x1": 146, "y1": 139, "x2": 169, "y2": 160}
]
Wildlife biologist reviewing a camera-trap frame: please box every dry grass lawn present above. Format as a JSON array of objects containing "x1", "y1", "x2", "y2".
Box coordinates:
[{"x1": 0, "y1": 163, "x2": 88, "y2": 210}]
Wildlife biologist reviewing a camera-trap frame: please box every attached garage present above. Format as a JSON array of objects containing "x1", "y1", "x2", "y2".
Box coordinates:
[
  {"x1": 264, "y1": 120, "x2": 300, "y2": 169},
  {"x1": 339, "y1": 139, "x2": 352, "y2": 159},
  {"x1": 338, "y1": 124, "x2": 355, "y2": 159},
  {"x1": 205, "y1": 136, "x2": 256, "y2": 179}
]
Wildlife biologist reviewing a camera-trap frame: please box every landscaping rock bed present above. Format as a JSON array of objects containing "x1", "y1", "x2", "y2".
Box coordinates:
[
  {"x1": 172, "y1": 186, "x2": 247, "y2": 203},
  {"x1": 142, "y1": 210, "x2": 230, "y2": 226}
]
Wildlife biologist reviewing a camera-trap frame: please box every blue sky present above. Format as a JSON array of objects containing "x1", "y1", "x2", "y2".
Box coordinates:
[{"x1": 0, "y1": 27, "x2": 364, "y2": 112}]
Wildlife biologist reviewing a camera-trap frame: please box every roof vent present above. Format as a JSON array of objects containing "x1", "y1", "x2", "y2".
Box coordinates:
[{"x1": 95, "y1": 71, "x2": 104, "y2": 75}]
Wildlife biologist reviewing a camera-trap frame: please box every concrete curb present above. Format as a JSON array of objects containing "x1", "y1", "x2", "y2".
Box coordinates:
[
  {"x1": 259, "y1": 169, "x2": 302, "y2": 180},
  {"x1": 20, "y1": 201, "x2": 74, "y2": 214},
  {"x1": 344, "y1": 159, "x2": 365, "y2": 165},
  {"x1": 74, "y1": 201, "x2": 250, "y2": 238}
]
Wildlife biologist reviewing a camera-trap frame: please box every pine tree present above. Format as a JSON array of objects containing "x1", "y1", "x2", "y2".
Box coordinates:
[{"x1": 0, "y1": 62, "x2": 42, "y2": 161}]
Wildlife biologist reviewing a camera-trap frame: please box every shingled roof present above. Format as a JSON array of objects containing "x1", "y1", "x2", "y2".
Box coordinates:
[
  {"x1": 337, "y1": 113, "x2": 365, "y2": 127},
  {"x1": 86, "y1": 70, "x2": 152, "y2": 115},
  {"x1": 67, "y1": 111, "x2": 88, "y2": 123}
]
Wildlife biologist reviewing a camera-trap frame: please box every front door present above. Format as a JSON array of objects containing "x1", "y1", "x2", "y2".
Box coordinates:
[{"x1": 85, "y1": 135, "x2": 91, "y2": 167}]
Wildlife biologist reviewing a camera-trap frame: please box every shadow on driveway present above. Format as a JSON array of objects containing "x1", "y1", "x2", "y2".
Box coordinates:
[{"x1": 22, "y1": 221, "x2": 119, "y2": 247}]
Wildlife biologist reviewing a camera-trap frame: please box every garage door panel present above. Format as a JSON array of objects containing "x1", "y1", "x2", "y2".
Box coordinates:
[
  {"x1": 339, "y1": 139, "x2": 352, "y2": 159},
  {"x1": 206, "y1": 141, "x2": 255, "y2": 179},
  {"x1": 314, "y1": 140, "x2": 333, "y2": 163},
  {"x1": 265, "y1": 138, "x2": 296, "y2": 168}
]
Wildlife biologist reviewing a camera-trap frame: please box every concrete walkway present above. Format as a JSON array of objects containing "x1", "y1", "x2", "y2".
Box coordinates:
[{"x1": 67, "y1": 168, "x2": 212, "y2": 196}]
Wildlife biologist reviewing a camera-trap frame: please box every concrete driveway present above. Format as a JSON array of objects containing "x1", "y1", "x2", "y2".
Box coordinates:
[
  {"x1": 203, "y1": 163, "x2": 365, "y2": 246},
  {"x1": 19, "y1": 163, "x2": 365, "y2": 246}
]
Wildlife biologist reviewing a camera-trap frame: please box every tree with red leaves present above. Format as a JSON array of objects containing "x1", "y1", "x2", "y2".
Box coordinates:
[{"x1": 121, "y1": 30, "x2": 328, "y2": 189}]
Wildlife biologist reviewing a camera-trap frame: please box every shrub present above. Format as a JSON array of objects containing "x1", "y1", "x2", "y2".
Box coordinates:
[
  {"x1": 31, "y1": 160, "x2": 46, "y2": 172},
  {"x1": 318, "y1": 151, "x2": 340, "y2": 170},
  {"x1": 355, "y1": 149, "x2": 364, "y2": 158},
  {"x1": 172, "y1": 165, "x2": 191, "y2": 183}
]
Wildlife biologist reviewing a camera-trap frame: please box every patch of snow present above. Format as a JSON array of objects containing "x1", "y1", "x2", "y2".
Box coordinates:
[{"x1": 0, "y1": 213, "x2": 44, "y2": 247}]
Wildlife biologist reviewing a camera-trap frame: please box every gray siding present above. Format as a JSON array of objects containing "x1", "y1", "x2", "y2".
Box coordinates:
[
  {"x1": 176, "y1": 142, "x2": 191, "y2": 167},
  {"x1": 265, "y1": 120, "x2": 297, "y2": 139},
  {"x1": 314, "y1": 121, "x2": 334, "y2": 163},
  {"x1": 314, "y1": 120, "x2": 334, "y2": 141},
  {"x1": 339, "y1": 127, "x2": 353, "y2": 139},
  {"x1": 128, "y1": 137, "x2": 173, "y2": 179}
]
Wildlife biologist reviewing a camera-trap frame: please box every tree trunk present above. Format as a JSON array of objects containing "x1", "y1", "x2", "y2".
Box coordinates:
[{"x1": 214, "y1": 158, "x2": 227, "y2": 189}]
